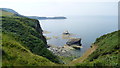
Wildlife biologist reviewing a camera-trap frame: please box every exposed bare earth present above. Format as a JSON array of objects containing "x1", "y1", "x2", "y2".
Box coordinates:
[{"x1": 67, "y1": 45, "x2": 98, "y2": 66}]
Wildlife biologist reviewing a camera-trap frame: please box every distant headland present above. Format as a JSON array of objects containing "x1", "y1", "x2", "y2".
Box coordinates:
[
  {"x1": 27, "y1": 16, "x2": 67, "y2": 20},
  {"x1": 0, "y1": 8, "x2": 67, "y2": 20}
]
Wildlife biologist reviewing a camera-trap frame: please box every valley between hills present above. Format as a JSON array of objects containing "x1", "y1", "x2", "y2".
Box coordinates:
[{"x1": 0, "y1": 8, "x2": 119, "y2": 67}]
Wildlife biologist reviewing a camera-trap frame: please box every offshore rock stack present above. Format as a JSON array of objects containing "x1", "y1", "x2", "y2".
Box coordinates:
[{"x1": 66, "y1": 38, "x2": 82, "y2": 49}]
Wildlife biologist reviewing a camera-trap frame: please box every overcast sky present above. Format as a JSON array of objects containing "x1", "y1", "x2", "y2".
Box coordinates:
[{"x1": 0, "y1": 0, "x2": 118, "y2": 16}]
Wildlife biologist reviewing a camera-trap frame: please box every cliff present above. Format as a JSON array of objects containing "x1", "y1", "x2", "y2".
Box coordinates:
[
  {"x1": 1, "y1": 8, "x2": 119, "y2": 67},
  {"x1": 1, "y1": 8, "x2": 60, "y2": 66}
]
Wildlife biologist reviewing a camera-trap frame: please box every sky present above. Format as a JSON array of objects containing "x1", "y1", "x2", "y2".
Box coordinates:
[{"x1": 0, "y1": 0, "x2": 119, "y2": 16}]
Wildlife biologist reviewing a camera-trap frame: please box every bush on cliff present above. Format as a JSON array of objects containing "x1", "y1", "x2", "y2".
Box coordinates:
[
  {"x1": 76, "y1": 30, "x2": 119, "y2": 67},
  {"x1": 2, "y1": 16, "x2": 60, "y2": 66}
]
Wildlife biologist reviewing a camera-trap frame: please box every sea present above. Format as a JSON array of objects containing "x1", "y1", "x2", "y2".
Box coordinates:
[{"x1": 39, "y1": 15, "x2": 118, "y2": 57}]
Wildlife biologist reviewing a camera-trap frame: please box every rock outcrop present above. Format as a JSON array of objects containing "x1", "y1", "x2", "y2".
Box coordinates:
[
  {"x1": 34, "y1": 20, "x2": 47, "y2": 46},
  {"x1": 66, "y1": 38, "x2": 82, "y2": 49},
  {"x1": 70, "y1": 45, "x2": 83, "y2": 49},
  {"x1": 63, "y1": 30, "x2": 70, "y2": 35},
  {"x1": 47, "y1": 44, "x2": 74, "y2": 57},
  {"x1": 66, "y1": 38, "x2": 81, "y2": 46}
]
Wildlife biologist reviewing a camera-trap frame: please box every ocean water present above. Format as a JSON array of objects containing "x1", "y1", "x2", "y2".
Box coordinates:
[{"x1": 39, "y1": 15, "x2": 118, "y2": 56}]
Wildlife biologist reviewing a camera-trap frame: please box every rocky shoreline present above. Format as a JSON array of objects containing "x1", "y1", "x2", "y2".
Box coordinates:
[
  {"x1": 44, "y1": 30, "x2": 83, "y2": 57},
  {"x1": 47, "y1": 45, "x2": 83, "y2": 57},
  {"x1": 47, "y1": 44, "x2": 74, "y2": 57}
]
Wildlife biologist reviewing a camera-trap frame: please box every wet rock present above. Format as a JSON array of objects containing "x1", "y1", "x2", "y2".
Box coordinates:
[
  {"x1": 52, "y1": 36, "x2": 59, "y2": 39},
  {"x1": 47, "y1": 44, "x2": 74, "y2": 57},
  {"x1": 66, "y1": 38, "x2": 82, "y2": 46},
  {"x1": 44, "y1": 36, "x2": 51, "y2": 40},
  {"x1": 71, "y1": 45, "x2": 83, "y2": 49},
  {"x1": 63, "y1": 30, "x2": 70, "y2": 35}
]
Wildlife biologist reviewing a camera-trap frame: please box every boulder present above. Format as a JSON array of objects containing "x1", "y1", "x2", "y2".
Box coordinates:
[
  {"x1": 63, "y1": 30, "x2": 70, "y2": 35},
  {"x1": 66, "y1": 38, "x2": 81, "y2": 46},
  {"x1": 71, "y1": 45, "x2": 83, "y2": 49}
]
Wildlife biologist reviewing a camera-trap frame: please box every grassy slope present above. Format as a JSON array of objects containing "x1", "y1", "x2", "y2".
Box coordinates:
[
  {"x1": 75, "y1": 30, "x2": 119, "y2": 67},
  {"x1": 0, "y1": 10, "x2": 14, "y2": 16},
  {"x1": 1, "y1": 10, "x2": 60, "y2": 66},
  {"x1": 1, "y1": 8, "x2": 119, "y2": 67},
  {"x1": 69, "y1": 45, "x2": 98, "y2": 65},
  {"x1": 2, "y1": 34, "x2": 55, "y2": 66}
]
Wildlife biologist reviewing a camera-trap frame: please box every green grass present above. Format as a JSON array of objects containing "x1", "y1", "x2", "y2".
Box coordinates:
[
  {"x1": 0, "y1": 10, "x2": 14, "y2": 16},
  {"x1": 1, "y1": 14, "x2": 60, "y2": 66},
  {"x1": 58, "y1": 56, "x2": 76, "y2": 64},
  {"x1": 75, "y1": 30, "x2": 120, "y2": 67},
  {"x1": 2, "y1": 34, "x2": 55, "y2": 66},
  {"x1": 1, "y1": 8, "x2": 119, "y2": 67}
]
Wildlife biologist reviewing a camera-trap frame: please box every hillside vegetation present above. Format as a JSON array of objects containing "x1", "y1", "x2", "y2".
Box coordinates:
[
  {"x1": 1, "y1": 8, "x2": 119, "y2": 67},
  {"x1": 2, "y1": 34, "x2": 55, "y2": 66},
  {"x1": 75, "y1": 30, "x2": 119, "y2": 67},
  {"x1": 0, "y1": 10, "x2": 14, "y2": 16},
  {"x1": 1, "y1": 9, "x2": 60, "y2": 66}
]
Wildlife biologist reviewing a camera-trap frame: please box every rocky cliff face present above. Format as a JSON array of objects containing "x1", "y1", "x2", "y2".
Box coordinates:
[
  {"x1": 0, "y1": 8, "x2": 47, "y2": 46},
  {"x1": 34, "y1": 20, "x2": 47, "y2": 47},
  {"x1": 1, "y1": 8, "x2": 60, "y2": 65}
]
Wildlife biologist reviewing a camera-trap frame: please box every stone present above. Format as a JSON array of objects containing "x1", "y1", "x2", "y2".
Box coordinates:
[
  {"x1": 71, "y1": 45, "x2": 83, "y2": 49},
  {"x1": 63, "y1": 30, "x2": 70, "y2": 35},
  {"x1": 66, "y1": 38, "x2": 82, "y2": 46}
]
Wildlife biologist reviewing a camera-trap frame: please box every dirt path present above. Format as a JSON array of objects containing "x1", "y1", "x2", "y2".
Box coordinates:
[{"x1": 67, "y1": 45, "x2": 98, "y2": 66}]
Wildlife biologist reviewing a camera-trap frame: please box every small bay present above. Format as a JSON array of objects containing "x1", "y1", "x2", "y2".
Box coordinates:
[{"x1": 39, "y1": 15, "x2": 118, "y2": 57}]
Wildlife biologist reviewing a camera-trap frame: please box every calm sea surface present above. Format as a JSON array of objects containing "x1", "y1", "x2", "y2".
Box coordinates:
[{"x1": 39, "y1": 15, "x2": 118, "y2": 57}]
